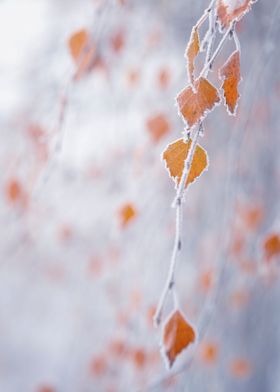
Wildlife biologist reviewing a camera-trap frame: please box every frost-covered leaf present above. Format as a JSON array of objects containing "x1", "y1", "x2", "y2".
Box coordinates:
[
  {"x1": 162, "y1": 309, "x2": 195, "y2": 368},
  {"x1": 185, "y1": 27, "x2": 200, "y2": 84},
  {"x1": 162, "y1": 138, "x2": 208, "y2": 189},
  {"x1": 216, "y1": 0, "x2": 257, "y2": 30},
  {"x1": 176, "y1": 78, "x2": 220, "y2": 129},
  {"x1": 219, "y1": 50, "x2": 241, "y2": 115}
]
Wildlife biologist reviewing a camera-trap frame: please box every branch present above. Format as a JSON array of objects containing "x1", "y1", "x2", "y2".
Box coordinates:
[
  {"x1": 154, "y1": 123, "x2": 202, "y2": 327},
  {"x1": 200, "y1": 22, "x2": 234, "y2": 78}
]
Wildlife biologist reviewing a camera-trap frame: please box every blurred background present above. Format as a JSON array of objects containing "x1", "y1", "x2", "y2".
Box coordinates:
[{"x1": 0, "y1": 0, "x2": 280, "y2": 391}]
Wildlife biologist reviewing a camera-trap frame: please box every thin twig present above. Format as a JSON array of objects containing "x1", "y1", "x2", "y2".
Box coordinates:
[
  {"x1": 200, "y1": 22, "x2": 234, "y2": 78},
  {"x1": 233, "y1": 30, "x2": 241, "y2": 52},
  {"x1": 205, "y1": 7, "x2": 217, "y2": 74},
  {"x1": 154, "y1": 199, "x2": 182, "y2": 326},
  {"x1": 173, "y1": 122, "x2": 202, "y2": 207},
  {"x1": 154, "y1": 123, "x2": 202, "y2": 326},
  {"x1": 195, "y1": 5, "x2": 210, "y2": 29},
  {"x1": 154, "y1": 0, "x2": 221, "y2": 328}
]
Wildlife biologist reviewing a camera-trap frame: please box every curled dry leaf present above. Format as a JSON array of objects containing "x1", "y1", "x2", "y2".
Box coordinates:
[
  {"x1": 68, "y1": 29, "x2": 96, "y2": 79},
  {"x1": 263, "y1": 233, "x2": 280, "y2": 262},
  {"x1": 219, "y1": 50, "x2": 241, "y2": 115},
  {"x1": 163, "y1": 309, "x2": 195, "y2": 368},
  {"x1": 162, "y1": 138, "x2": 208, "y2": 189},
  {"x1": 216, "y1": 0, "x2": 257, "y2": 30},
  {"x1": 185, "y1": 27, "x2": 200, "y2": 84},
  {"x1": 176, "y1": 77, "x2": 220, "y2": 129}
]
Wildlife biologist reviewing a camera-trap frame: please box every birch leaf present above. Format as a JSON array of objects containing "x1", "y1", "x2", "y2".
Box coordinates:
[
  {"x1": 219, "y1": 50, "x2": 241, "y2": 115},
  {"x1": 163, "y1": 310, "x2": 195, "y2": 368},
  {"x1": 176, "y1": 78, "x2": 220, "y2": 129},
  {"x1": 162, "y1": 138, "x2": 208, "y2": 189},
  {"x1": 216, "y1": 0, "x2": 257, "y2": 30},
  {"x1": 185, "y1": 27, "x2": 200, "y2": 84}
]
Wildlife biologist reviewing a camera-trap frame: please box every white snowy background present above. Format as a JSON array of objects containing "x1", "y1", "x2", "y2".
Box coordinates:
[{"x1": 0, "y1": 0, "x2": 280, "y2": 391}]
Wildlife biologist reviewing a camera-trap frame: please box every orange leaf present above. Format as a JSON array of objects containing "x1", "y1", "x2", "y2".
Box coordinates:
[
  {"x1": 230, "y1": 289, "x2": 250, "y2": 308},
  {"x1": 89, "y1": 355, "x2": 107, "y2": 376},
  {"x1": 68, "y1": 29, "x2": 89, "y2": 62},
  {"x1": 68, "y1": 29, "x2": 96, "y2": 80},
  {"x1": 219, "y1": 50, "x2": 241, "y2": 115},
  {"x1": 5, "y1": 178, "x2": 22, "y2": 203},
  {"x1": 157, "y1": 66, "x2": 171, "y2": 89},
  {"x1": 216, "y1": 0, "x2": 257, "y2": 30},
  {"x1": 229, "y1": 358, "x2": 252, "y2": 378},
  {"x1": 131, "y1": 348, "x2": 147, "y2": 369},
  {"x1": 162, "y1": 138, "x2": 208, "y2": 189},
  {"x1": 37, "y1": 386, "x2": 55, "y2": 392},
  {"x1": 176, "y1": 78, "x2": 220, "y2": 128},
  {"x1": 110, "y1": 29, "x2": 125, "y2": 53},
  {"x1": 146, "y1": 113, "x2": 170, "y2": 143},
  {"x1": 185, "y1": 27, "x2": 200, "y2": 84},
  {"x1": 263, "y1": 233, "x2": 280, "y2": 262},
  {"x1": 163, "y1": 309, "x2": 195, "y2": 368},
  {"x1": 199, "y1": 341, "x2": 219, "y2": 364},
  {"x1": 198, "y1": 269, "x2": 214, "y2": 293},
  {"x1": 118, "y1": 203, "x2": 137, "y2": 228},
  {"x1": 240, "y1": 204, "x2": 263, "y2": 231}
]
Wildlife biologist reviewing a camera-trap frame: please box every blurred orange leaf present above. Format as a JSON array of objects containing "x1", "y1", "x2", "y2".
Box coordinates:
[
  {"x1": 198, "y1": 269, "x2": 214, "y2": 293},
  {"x1": 199, "y1": 341, "x2": 219, "y2": 364},
  {"x1": 5, "y1": 178, "x2": 22, "y2": 203},
  {"x1": 119, "y1": 203, "x2": 137, "y2": 228},
  {"x1": 37, "y1": 386, "x2": 55, "y2": 392},
  {"x1": 146, "y1": 113, "x2": 170, "y2": 143},
  {"x1": 89, "y1": 355, "x2": 107, "y2": 376},
  {"x1": 162, "y1": 138, "x2": 208, "y2": 189},
  {"x1": 163, "y1": 309, "x2": 195, "y2": 368},
  {"x1": 176, "y1": 77, "x2": 220, "y2": 128},
  {"x1": 241, "y1": 204, "x2": 263, "y2": 231},
  {"x1": 219, "y1": 50, "x2": 241, "y2": 115},
  {"x1": 68, "y1": 29, "x2": 89, "y2": 62},
  {"x1": 230, "y1": 289, "x2": 250, "y2": 308},
  {"x1": 185, "y1": 27, "x2": 200, "y2": 84},
  {"x1": 216, "y1": 0, "x2": 257, "y2": 30},
  {"x1": 230, "y1": 358, "x2": 252, "y2": 378},
  {"x1": 68, "y1": 29, "x2": 96, "y2": 79},
  {"x1": 263, "y1": 233, "x2": 280, "y2": 261},
  {"x1": 110, "y1": 29, "x2": 125, "y2": 53},
  {"x1": 157, "y1": 66, "x2": 171, "y2": 89},
  {"x1": 131, "y1": 348, "x2": 147, "y2": 369}
]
